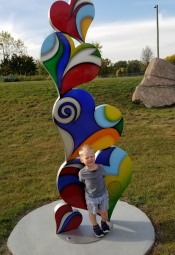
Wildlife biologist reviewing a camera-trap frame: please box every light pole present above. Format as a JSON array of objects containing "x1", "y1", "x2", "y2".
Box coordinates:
[
  {"x1": 154, "y1": 5, "x2": 159, "y2": 58},
  {"x1": 0, "y1": 43, "x2": 5, "y2": 60}
]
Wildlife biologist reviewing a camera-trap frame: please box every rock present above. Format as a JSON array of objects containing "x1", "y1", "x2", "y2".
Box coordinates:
[{"x1": 132, "y1": 58, "x2": 175, "y2": 108}]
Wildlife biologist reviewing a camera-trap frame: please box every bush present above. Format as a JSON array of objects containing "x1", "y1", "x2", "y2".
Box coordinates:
[
  {"x1": 1, "y1": 75, "x2": 52, "y2": 82},
  {"x1": 164, "y1": 54, "x2": 175, "y2": 65},
  {"x1": 3, "y1": 76, "x2": 19, "y2": 82},
  {"x1": 16, "y1": 75, "x2": 51, "y2": 82},
  {"x1": 0, "y1": 74, "x2": 52, "y2": 82},
  {"x1": 116, "y1": 67, "x2": 127, "y2": 77}
]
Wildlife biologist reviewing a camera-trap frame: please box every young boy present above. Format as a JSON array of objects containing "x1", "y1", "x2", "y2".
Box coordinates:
[{"x1": 78, "y1": 144, "x2": 110, "y2": 238}]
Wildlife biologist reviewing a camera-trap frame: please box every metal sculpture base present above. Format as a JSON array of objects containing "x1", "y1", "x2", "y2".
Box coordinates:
[{"x1": 58, "y1": 209, "x2": 112, "y2": 244}]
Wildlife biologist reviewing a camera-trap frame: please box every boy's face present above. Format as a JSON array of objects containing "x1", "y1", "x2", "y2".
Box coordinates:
[{"x1": 80, "y1": 150, "x2": 95, "y2": 168}]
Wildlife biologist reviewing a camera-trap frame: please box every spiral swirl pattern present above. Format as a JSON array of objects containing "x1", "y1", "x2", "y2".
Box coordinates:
[
  {"x1": 107, "y1": 181, "x2": 122, "y2": 201},
  {"x1": 53, "y1": 97, "x2": 81, "y2": 124}
]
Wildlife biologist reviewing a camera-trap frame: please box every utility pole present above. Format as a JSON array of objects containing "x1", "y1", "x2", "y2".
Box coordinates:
[{"x1": 154, "y1": 5, "x2": 159, "y2": 58}]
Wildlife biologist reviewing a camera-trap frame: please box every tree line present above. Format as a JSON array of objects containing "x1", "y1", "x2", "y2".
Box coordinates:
[
  {"x1": 93, "y1": 42, "x2": 175, "y2": 77},
  {"x1": 0, "y1": 31, "x2": 175, "y2": 78},
  {"x1": 0, "y1": 31, "x2": 47, "y2": 77},
  {"x1": 94, "y1": 43, "x2": 155, "y2": 77}
]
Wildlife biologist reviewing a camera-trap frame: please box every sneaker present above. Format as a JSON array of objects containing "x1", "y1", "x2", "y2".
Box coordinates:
[
  {"x1": 93, "y1": 224, "x2": 104, "y2": 238},
  {"x1": 101, "y1": 221, "x2": 110, "y2": 233}
]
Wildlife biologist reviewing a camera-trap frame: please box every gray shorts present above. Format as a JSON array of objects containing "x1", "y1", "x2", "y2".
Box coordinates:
[{"x1": 85, "y1": 190, "x2": 109, "y2": 214}]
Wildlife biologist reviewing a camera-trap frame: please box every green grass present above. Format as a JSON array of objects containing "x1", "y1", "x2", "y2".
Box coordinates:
[{"x1": 0, "y1": 77, "x2": 175, "y2": 254}]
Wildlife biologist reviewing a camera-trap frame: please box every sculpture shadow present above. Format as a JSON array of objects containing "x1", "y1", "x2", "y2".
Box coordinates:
[
  {"x1": 59, "y1": 219, "x2": 155, "y2": 244},
  {"x1": 104, "y1": 220, "x2": 155, "y2": 243}
]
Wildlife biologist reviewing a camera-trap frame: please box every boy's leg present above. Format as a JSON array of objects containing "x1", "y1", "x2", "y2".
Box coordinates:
[
  {"x1": 100, "y1": 210, "x2": 108, "y2": 222},
  {"x1": 99, "y1": 191, "x2": 110, "y2": 233},
  {"x1": 100, "y1": 190, "x2": 109, "y2": 222},
  {"x1": 100, "y1": 210, "x2": 110, "y2": 233},
  {"x1": 89, "y1": 212, "x2": 98, "y2": 226},
  {"x1": 89, "y1": 212, "x2": 104, "y2": 237},
  {"x1": 86, "y1": 198, "x2": 104, "y2": 237}
]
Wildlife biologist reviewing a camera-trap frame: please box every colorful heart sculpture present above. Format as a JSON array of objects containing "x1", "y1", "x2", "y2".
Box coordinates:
[
  {"x1": 57, "y1": 162, "x2": 87, "y2": 210},
  {"x1": 52, "y1": 89, "x2": 123, "y2": 161},
  {"x1": 49, "y1": 0, "x2": 95, "y2": 42},
  {"x1": 95, "y1": 146, "x2": 133, "y2": 220},
  {"x1": 54, "y1": 200, "x2": 83, "y2": 233},
  {"x1": 56, "y1": 146, "x2": 133, "y2": 221},
  {"x1": 41, "y1": 0, "x2": 133, "y2": 230},
  {"x1": 41, "y1": 32, "x2": 101, "y2": 96}
]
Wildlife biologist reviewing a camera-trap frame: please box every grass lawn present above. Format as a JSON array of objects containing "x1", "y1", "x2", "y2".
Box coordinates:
[{"x1": 0, "y1": 77, "x2": 175, "y2": 254}]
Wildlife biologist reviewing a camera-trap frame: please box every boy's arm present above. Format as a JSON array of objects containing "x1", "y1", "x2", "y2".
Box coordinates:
[
  {"x1": 101, "y1": 164, "x2": 107, "y2": 177},
  {"x1": 78, "y1": 171, "x2": 85, "y2": 183}
]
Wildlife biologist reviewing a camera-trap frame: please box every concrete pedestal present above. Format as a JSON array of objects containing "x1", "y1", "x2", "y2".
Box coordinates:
[{"x1": 8, "y1": 201, "x2": 155, "y2": 255}]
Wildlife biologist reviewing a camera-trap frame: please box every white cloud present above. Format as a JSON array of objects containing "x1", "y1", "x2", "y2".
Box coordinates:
[
  {"x1": 0, "y1": 13, "x2": 51, "y2": 60},
  {"x1": 0, "y1": 11, "x2": 175, "y2": 63},
  {"x1": 85, "y1": 14, "x2": 175, "y2": 62}
]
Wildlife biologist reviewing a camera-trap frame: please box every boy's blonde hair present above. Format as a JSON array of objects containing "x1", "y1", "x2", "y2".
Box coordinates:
[{"x1": 79, "y1": 144, "x2": 94, "y2": 158}]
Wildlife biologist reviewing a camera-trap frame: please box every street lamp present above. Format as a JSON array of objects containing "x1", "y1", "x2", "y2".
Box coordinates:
[
  {"x1": 0, "y1": 43, "x2": 5, "y2": 60},
  {"x1": 154, "y1": 5, "x2": 159, "y2": 58}
]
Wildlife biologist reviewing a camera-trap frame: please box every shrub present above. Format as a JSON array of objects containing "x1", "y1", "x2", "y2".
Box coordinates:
[
  {"x1": 3, "y1": 76, "x2": 19, "y2": 82},
  {"x1": 164, "y1": 54, "x2": 175, "y2": 65},
  {"x1": 1, "y1": 74, "x2": 52, "y2": 82},
  {"x1": 116, "y1": 67, "x2": 127, "y2": 77},
  {"x1": 16, "y1": 75, "x2": 51, "y2": 82}
]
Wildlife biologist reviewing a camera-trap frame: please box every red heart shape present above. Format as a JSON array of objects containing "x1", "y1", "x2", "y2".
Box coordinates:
[
  {"x1": 49, "y1": 0, "x2": 88, "y2": 42},
  {"x1": 54, "y1": 201, "x2": 83, "y2": 233},
  {"x1": 61, "y1": 63, "x2": 101, "y2": 95},
  {"x1": 57, "y1": 166, "x2": 87, "y2": 210}
]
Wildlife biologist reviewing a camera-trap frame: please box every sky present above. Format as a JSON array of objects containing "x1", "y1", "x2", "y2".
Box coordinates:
[{"x1": 0, "y1": 0, "x2": 175, "y2": 63}]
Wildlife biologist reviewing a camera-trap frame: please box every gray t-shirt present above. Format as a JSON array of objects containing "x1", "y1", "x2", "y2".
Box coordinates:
[{"x1": 78, "y1": 164, "x2": 107, "y2": 198}]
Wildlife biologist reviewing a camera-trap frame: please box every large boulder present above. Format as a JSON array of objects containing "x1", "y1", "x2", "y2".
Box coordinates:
[{"x1": 132, "y1": 58, "x2": 175, "y2": 108}]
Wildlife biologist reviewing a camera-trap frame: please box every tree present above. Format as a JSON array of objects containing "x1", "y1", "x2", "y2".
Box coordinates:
[
  {"x1": 164, "y1": 54, "x2": 175, "y2": 65},
  {"x1": 0, "y1": 57, "x2": 10, "y2": 76},
  {"x1": 92, "y1": 41, "x2": 103, "y2": 55},
  {"x1": 0, "y1": 31, "x2": 27, "y2": 59},
  {"x1": 114, "y1": 60, "x2": 127, "y2": 75},
  {"x1": 99, "y1": 58, "x2": 114, "y2": 76},
  {"x1": 140, "y1": 45, "x2": 154, "y2": 71},
  {"x1": 36, "y1": 59, "x2": 49, "y2": 76},
  {"x1": 127, "y1": 60, "x2": 141, "y2": 73},
  {"x1": 0, "y1": 54, "x2": 37, "y2": 76},
  {"x1": 114, "y1": 60, "x2": 127, "y2": 70}
]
